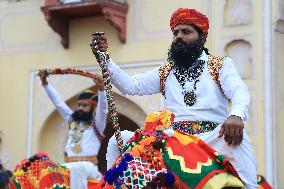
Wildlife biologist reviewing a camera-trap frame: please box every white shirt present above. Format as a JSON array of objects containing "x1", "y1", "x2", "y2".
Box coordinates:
[
  {"x1": 107, "y1": 51, "x2": 250, "y2": 124},
  {"x1": 44, "y1": 84, "x2": 108, "y2": 157}
]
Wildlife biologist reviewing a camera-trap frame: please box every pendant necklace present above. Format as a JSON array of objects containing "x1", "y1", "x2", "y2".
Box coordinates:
[{"x1": 173, "y1": 60, "x2": 205, "y2": 106}]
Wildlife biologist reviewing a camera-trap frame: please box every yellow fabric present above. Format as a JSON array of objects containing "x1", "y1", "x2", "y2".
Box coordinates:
[
  {"x1": 145, "y1": 109, "x2": 173, "y2": 129},
  {"x1": 173, "y1": 131, "x2": 200, "y2": 145},
  {"x1": 88, "y1": 178, "x2": 100, "y2": 184},
  {"x1": 202, "y1": 172, "x2": 244, "y2": 189}
]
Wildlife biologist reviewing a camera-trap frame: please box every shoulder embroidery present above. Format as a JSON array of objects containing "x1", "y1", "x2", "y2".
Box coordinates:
[
  {"x1": 207, "y1": 55, "x2": 225, "y2": 90},
  {"x1": 159, "y1": 62, "x2": 174, "y2": 97},
  {"x1": 159, "y1": 56, "x2": 226, "y2": 97}
]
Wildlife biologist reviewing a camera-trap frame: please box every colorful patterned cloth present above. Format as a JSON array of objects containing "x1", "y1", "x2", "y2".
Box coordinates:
[
  {"x1": 9, "y1": 153, "x2": 70, "y2": 189},
  {"x1": 100, "y1": 109, "x2": 243, "y2": 189},
  {"x1": 172, "y1": 120, "x2": 218, "y2": 135}
]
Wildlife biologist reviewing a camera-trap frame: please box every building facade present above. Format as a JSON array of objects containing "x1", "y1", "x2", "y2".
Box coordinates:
[{"x1": 0, "y1": 0, "x2": 283, "y2": 187}]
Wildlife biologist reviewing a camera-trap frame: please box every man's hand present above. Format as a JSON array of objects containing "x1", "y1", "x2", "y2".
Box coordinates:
[
  {"x1": 38, "y1": 69, "x2": 49, "y2": 86},
  {"x1": 90, "y1": 32, "x2": 108, "y2": 59},
  {"x1": 218, "y1": 115, "x2": 244, "y2": 146},
  {"x1": 93, "y1": 74, "x2": 104, "y2": 91}
]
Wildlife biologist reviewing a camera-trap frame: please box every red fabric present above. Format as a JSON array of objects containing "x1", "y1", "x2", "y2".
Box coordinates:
[
  {"x1": 91, "y1": 179, "x2": 115, "y2": 189},
  {"x1": 170, "y1": 8, "x2": 209, "y2": 36},
  {"x1": 87, "y1": 181, "x2": 100, "y2": 189},
  {"x1": 259, "y1": 182, "x2": 273, "y2": 189},
  {"x1": 8, "y1": 182, "x2": 17, "y2": 189},
  {"x1": 39, "y1": 173, "x2": 67, "y2": 189},
  {"x1": 166, "y1": 137, "x2": 212, "y2": 169},
  {"x1": 257, "y1": 175, "x2": 273, "y2": 189},
  {"x1": 145, "y1": 120, "x2": 163, "y2": 132}
]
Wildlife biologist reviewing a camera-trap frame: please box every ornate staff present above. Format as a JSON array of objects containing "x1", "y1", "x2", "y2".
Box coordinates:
[{"x1": 46, "y1": 68, "x2": 96, "y2": 78}]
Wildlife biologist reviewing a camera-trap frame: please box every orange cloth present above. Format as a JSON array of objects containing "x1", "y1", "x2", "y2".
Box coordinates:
[{"x1": 170, "y1": 8, "x2": 209, "y2": 36}]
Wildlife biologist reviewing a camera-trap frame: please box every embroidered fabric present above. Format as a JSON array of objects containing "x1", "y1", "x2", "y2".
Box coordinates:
[
  {"x1": 159, "y1": 55, "x2": 225, "y2": 97},
  {"x1": 172, "y1": 120, "x2": 219, "y2": 135}
]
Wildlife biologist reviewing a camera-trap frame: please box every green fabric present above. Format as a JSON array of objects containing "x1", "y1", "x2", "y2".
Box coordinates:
[
  {"x1": 163, "y1": 151, "x2": 226, "y2": 188},
  {"x1": 12, "y1": 179, "x2": 22, "y2": 189}
]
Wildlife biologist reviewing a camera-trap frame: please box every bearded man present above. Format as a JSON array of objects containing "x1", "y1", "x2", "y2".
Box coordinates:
[
  {"x1": 91, "y1": 8, "x2": 257, "y2": 189},
  {"x1": 38, "y1": 70, "x2": 108, "y2": 188}
]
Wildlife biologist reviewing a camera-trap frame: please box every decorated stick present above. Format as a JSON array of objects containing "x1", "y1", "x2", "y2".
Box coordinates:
[
  {"x1": 46, "y1": 68, "x2": 96, "y2": 79},
  {"x1": 93, "y1": 32, "x2": 124, "y2": 153}
]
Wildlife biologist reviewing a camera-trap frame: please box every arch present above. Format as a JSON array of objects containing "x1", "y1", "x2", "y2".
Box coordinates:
[
  {"x1": 225, "y1": 39, "x2": 252, "y2": 79},
  {"x1": 38, "y1": 87, "x2": 146, "y2": 172}
]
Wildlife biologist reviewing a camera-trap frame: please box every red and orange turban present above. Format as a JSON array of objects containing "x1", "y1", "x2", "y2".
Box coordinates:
[{"x1": 170, "y1": 8, "x2": 209, "y2": 36}]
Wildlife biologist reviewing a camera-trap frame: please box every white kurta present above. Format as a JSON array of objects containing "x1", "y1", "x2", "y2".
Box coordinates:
[
  {"x1": 106, "y1": 51, "x2": 257, "y2": 189},
  {"x1": 44, "y1": 84, "x2": 108, "y2": 188}
]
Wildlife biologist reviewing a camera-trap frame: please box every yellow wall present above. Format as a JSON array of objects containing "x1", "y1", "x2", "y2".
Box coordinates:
[{"x1": 0, "y1": 0, "x2": 282, "y2": 187}]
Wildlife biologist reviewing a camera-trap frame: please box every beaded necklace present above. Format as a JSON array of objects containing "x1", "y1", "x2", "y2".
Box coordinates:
[
  {"x1": 173, "y1": 60, "x2": 205, "y2": 106},
  {"x1": 69, "y1": 121, "x2": 90, "y2": 153}
]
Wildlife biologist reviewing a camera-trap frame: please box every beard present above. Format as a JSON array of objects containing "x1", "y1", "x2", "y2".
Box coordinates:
[
  {"x1": 71, "y1": 109, "x2": 93, "y2": 123},
  {"x1": 168, "y1": 37, "x2": 204, "y2": 69}
]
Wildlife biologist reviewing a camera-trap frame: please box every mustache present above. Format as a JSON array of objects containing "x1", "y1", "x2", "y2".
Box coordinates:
[
  {"x1": 173, "y1": 38, "x2": 187, "y2": 45},
  {"x1": 167, "y1": 37, "x2": 204, "y2": 69},
  {"x1": 172, "y1": 39, "x2": 188, "y2": 49}
]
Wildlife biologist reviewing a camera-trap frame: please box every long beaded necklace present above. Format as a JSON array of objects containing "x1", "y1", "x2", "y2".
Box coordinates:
[{"x1": 173, "y1": 60, "x2": 205, "y2": 106}]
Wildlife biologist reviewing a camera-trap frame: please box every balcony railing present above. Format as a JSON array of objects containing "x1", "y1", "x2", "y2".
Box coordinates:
[{"x1": 41, "y1": 0, "x2": 128, "y2": 48}]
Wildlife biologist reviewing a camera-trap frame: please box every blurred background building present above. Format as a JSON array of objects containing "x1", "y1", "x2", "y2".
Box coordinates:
[{"x1": 0, "y1": 0, "x2": 283, "y2": 188}]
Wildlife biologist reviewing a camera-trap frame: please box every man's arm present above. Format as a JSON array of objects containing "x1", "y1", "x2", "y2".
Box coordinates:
[
  {"x1": 92, "y1": 75, "x2": 108, "y2": 135},
  {"x1": 90, "y1": 32, "x2": 161, "y2": 96},
  {"x1": 38, "y1": 70, "x2": 73, "y2": 123},
  {"x1": 95, "y1": 90, "x2": 108, "y2": 135},
  {"x1": 218, "y1": 57, "x2": 250, "y2": 146},
  {"x1": 107, "y1": 60, "x2": 161, "y2": 95}
]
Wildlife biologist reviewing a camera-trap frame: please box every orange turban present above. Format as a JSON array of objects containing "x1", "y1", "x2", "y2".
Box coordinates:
[{"x1": 170, "y1": 8, "x2": 209, "y2": 36}]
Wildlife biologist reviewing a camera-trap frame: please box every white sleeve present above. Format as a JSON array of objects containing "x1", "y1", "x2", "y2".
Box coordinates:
[
  {"x1": 44, "y1": 84, "x2": 73, "y2": 123},
  {"x1": 106, "y1": 59, "x2": 161, "y2": 95},
  {"x1": 95, "y1": 90, "x2": 108, "y2": 135},
  {"x1": 219, "y1": 57, "x2": 251, "y2": 121}
]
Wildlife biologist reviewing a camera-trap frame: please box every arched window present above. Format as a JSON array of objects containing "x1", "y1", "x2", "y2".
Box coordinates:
[{"x1": 225, "y1": 39, "x2": 253, "y2": 79}]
